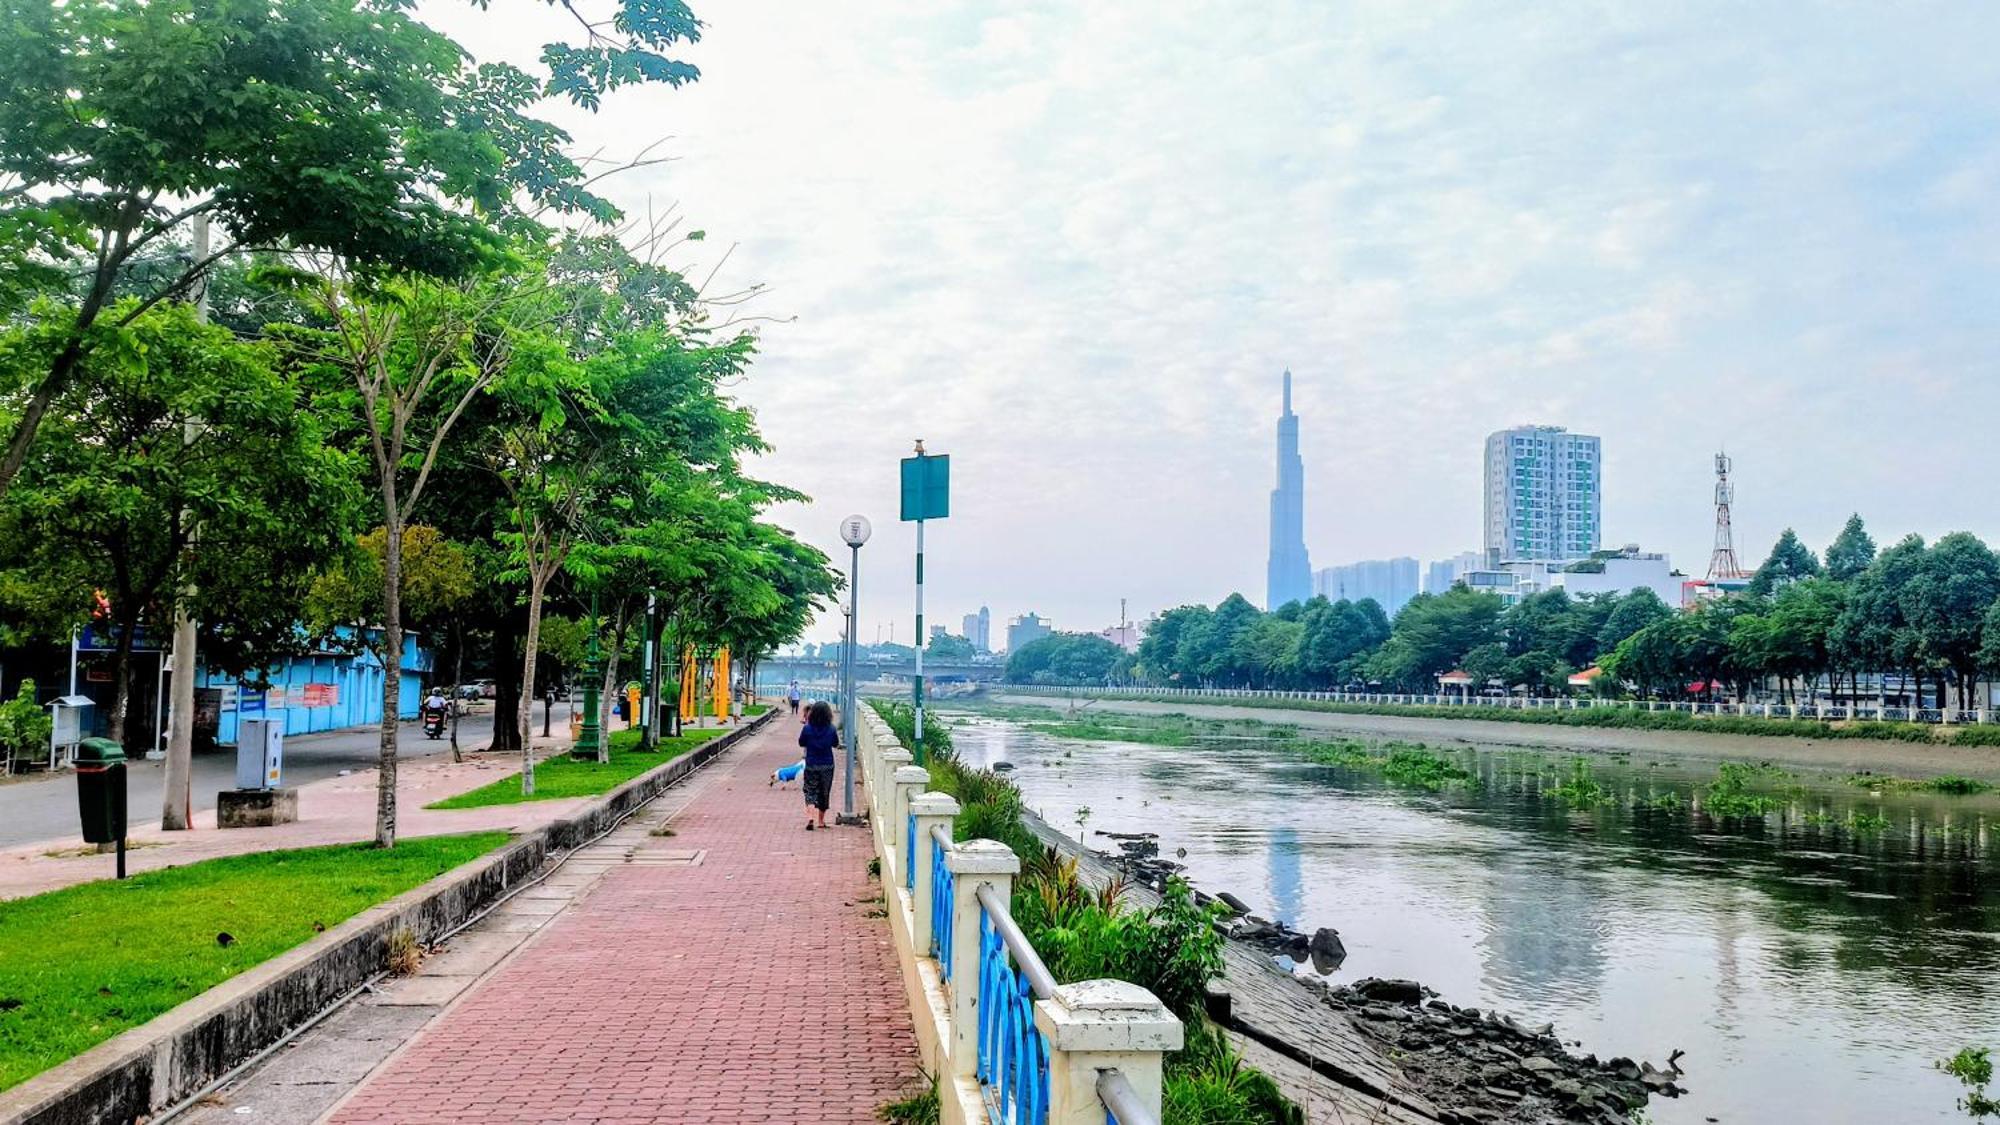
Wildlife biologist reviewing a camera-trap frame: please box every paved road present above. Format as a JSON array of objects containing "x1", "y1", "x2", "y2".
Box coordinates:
[{"x1": 0, "y1": 701, "x2": 573, "y2": 848}]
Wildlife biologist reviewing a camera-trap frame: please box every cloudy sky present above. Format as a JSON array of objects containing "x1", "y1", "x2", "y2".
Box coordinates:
[{"x1": 436, "y1": 1, "x2": 2000, "y2": 643}]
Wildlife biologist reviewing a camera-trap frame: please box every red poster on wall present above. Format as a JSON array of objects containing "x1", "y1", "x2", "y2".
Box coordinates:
[{"x1": 298, "y1": 683, "x2": 339, "y2": 708}]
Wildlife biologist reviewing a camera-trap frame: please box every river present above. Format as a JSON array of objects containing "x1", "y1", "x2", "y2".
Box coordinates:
[{"x1": 939, "y1": 708, "x2": 2000, "y2": 1125}]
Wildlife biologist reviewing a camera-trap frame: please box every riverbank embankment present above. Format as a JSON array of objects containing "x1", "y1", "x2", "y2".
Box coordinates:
[{"x1": 992, "y1": 692, "x2": 2000, "y2": 782}]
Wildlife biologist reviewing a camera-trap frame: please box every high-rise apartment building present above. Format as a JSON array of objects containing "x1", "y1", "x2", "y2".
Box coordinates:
[
  {"x1": 960, "y1": 606, "x2": 991, "y2": 652},
  {"x1": 1006, "y1": 612, "x2": 1051, "y2": 653},
  {"x1": 1484, "y1": 426, "x2": 1601, "y2": 564},
  {"x1": 1266, "y1": 371, "x2": 1313, "y2": 609},
  {"x1": 1314, "y1": 558, "x2": 1420, "y2": 616},
  {"x1": 1424, "y1": 551, "x2": 1484, "y2": 594}
]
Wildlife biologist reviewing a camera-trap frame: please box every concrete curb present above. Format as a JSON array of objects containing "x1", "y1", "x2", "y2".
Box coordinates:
[{"x1": 0, "y1": 712, "x2": 775, "y2": 1125}]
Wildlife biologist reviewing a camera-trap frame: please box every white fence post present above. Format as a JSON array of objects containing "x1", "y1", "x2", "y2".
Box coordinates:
[
  {"x1": 944, "y1": 840, "x2": 1017, "y2": 1077},
  {"x1": 876, "y1": 746, "x2": 913, "y2": 843},
  {"x1": 889, "y1": 765, "x2": 928, "y2": 888},
  {"x1": 908, "y1": 792, "x2": 958, "y2": 949},
  {"x1": 1035, "y1": 980, "x2": 1183, "y2": 1125}
]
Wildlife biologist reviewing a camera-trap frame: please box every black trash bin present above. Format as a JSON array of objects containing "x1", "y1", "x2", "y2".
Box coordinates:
[{"x1": 74, "y1": 737, "x2": 127, "y2": 846}]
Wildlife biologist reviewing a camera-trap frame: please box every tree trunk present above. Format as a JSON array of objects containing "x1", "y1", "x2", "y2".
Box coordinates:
[
  {"x1": 597, "y1": 613, "x2": 630, "y2": 764},
  {"x1": 517, "y1": 571, "x2": 549, "y2": 796},
  {"x1": 106, "y1": 613, "x2": 139, "y2": 750},
  {"x1": 490, "y1": 610, "x2": 523, "y2": 756},
  {"x1": 448, "y1": 620, "x2": 464, "y2": 763},
  {"x1": 376, "y1": 514, "x2": 403, "y2": 848}
]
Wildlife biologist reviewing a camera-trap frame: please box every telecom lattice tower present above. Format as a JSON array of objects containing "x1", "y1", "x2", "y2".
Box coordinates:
[{"x1": 1707, "y1": 452, "x2": 1746, "y2": 580}]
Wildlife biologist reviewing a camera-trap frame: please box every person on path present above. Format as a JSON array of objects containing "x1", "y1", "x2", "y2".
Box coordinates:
[
  {"x1": 787, "y1": 679, "x2": 802, "y2": 716},
  {"x1": 797, "y1": 700, "x2": 839, "y2": 830}
]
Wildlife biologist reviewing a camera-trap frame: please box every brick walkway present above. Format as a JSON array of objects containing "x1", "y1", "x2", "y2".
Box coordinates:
[{"x1": 327, "y1": 716, "x2": 920, "y2": 1125}]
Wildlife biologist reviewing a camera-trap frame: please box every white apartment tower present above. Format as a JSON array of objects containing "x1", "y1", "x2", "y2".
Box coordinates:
[{"x1": 1483, "y1": 426, "x2": 1601, "y2": 565}]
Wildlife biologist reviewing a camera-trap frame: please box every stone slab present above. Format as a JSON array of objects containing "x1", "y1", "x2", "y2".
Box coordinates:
[{"x1": 216, "y1": 787, "x2": 299, "y2": 829}]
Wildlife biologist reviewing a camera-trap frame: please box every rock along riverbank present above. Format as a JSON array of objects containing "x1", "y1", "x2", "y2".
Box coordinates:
[{"x1": 1031, "y1": 816, "x2": 1684, "y2": 1125}]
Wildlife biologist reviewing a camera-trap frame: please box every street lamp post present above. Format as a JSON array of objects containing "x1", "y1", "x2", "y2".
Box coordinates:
[
  {"x1": 574, "y1": 591, "x2": 603, "y2": 761},
  {"x1": 838, "y1": 515, "x2": 871, "y2": 821}
]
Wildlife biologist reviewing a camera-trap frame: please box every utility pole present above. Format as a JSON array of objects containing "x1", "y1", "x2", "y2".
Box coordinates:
[{"x1": 161, "y1": 214, "x2": 210, "y2": 829}]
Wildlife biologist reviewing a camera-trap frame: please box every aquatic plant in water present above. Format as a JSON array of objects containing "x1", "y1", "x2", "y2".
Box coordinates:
[
  {"x1": 1937, "y1": 1047, "x2": 1998, "y2": 1119},
  {"x1": 1700, "y1": 763, "x2": 1788, "y2": 818},
  {"x1": 1548, "y1": 759, "x2": 1611, "y2": 809}
]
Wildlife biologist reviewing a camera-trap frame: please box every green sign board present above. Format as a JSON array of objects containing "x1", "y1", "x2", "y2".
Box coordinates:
[{"x1": 900, "y1": 454, "x2": 950, "y2": 521}]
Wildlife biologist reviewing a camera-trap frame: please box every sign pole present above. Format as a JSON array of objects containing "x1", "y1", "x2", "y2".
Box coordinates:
[
  {"x1": 897, "y1": 441, "x2": 948, "y2": 766},
  {"x1": 914, "y1": 516, "x2": 925, "y2": 761}
]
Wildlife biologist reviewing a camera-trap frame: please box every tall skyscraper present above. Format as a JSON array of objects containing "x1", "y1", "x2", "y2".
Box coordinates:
[
  {"x1": 1314, "y1": 558, "x2": 1420, "y2": 616},
  {"x1": 1266, "y1": 370, "x2": 1312, "y2": 609},
  {"x1": 1484, "y1": 425, "x2": 1601, "y2": 565},
  {"x1": 960, "y1": 606, "x2": 991, "y2": 652}
]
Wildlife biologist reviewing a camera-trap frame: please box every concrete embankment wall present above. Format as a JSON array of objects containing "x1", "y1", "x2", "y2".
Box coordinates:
[{"x1": 0, "y1": 713, "x2": 774, "y2": 1125}]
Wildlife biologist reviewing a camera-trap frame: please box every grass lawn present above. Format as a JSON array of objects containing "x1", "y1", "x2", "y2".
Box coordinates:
[
  {"x1": 0, "y1": 831, "x2": 509, "y2": 1090},
  {"x1": 426, "y1": 725, "x2": 734, "y2": 810}
]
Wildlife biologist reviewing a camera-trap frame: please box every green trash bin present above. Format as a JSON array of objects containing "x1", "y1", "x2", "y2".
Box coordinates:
[{"x1": 74, "y1": 737, "x2": 127, "y2": 846}]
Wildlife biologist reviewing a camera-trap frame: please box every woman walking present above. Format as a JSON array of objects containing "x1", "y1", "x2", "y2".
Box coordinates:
[{"x1": 797, "y1": 700, "x2": 839, "y2": 830}]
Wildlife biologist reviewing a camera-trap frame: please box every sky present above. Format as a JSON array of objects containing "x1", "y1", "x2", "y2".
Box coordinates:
[{"x1": 430, "y1": 1, "x2": 2000, "y2": 645}]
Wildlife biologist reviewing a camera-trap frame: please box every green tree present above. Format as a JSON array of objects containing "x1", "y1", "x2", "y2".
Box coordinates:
[
  {"x1": 1294, "y1": 597, "x2": 1386, "y2": 686},
  {"x1": 927, "y1": 633, "x2": 975, "y2": 661},
  {"x1": 1005, "y1": 633, "x2": 1126, "y2": 686},
  {"x1": 1596, "y1": 587, "x2": 1672, "y2": 657},
  {"x1": 1365, "y1": 587, "x2": 1503, "y2": 691},
  {"x1": 1747, "y1": 528, "x2": 1822, "y2": 596},
  {"x1": 0, "y1": 0, "x2": 704, "y2": 495},
  {"x1": 1905, "y1": 533, "x2": 2000, "y2": 710},
  {"x1": 0, "y1": 303, "x2": 354, "y2": 750},
  {"x1": 1824, "y1": 514, "x2": 1878, "y2": 581}
]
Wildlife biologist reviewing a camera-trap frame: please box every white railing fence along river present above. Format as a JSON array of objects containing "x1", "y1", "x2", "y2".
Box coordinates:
[{"x1": 856, "y1": 706, "x2": 1181, "y2": 1125}]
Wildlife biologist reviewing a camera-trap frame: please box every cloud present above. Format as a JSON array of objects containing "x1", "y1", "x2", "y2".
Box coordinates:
[{"x1": 422, "y1": 0, "x2": 2000, "y2": 640}]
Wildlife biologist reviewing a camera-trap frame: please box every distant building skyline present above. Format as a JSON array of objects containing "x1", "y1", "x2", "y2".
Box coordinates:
[
  {"x1": 1425, "y1": 551, "x2": 1484, "y2": 595},
  {"x1": 1006, "y1": 612, "x2": 1052, "y2": 653},
  {"x1": 960, "y1": 606, "x2": 991, "y2": 652},
  {"x1": 1484, "y1": 425, "x2": 1602, "y2": 566},
  {"x1": 1266, "y1": 370, "x2": 1313, "y2": 609},
  {"x1": 1314, "y1": 557, "x2": 1421, "y2": 616}
]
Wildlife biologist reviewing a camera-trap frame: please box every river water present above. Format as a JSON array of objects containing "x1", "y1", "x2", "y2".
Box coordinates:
[{"x1": 940, "y1": 710, "x2": 2000, "y2": 1125}]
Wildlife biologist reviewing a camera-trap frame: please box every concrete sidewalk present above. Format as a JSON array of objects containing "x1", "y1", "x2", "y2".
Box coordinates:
[
  {"x1": 0, "y1": 715, "x2": 594, "y2": 900},
  {"x1": 320, "y1": 713, "x2": 920, "y2": 1124}
]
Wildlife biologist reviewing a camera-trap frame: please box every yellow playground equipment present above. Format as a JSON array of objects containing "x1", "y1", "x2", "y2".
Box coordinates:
[{"x1": 677, "y1": 645, "x2": 735, "y2": 724}]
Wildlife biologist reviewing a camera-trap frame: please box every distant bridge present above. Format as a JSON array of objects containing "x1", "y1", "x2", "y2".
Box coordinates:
[{"x1": 755, "y1": 655, "x2": 1004, "y2": 685}]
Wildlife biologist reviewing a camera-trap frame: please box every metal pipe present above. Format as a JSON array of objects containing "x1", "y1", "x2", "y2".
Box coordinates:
[
  {"x1": 975, "y1": 882, "x2": 1057, "y2": 1000},
  {"x1": 930, "y1": 823, "x2": 953, "y2": 852},
  {"x1": 1096, "y1": 1069, "x2": 1159, "y2": 1125}
]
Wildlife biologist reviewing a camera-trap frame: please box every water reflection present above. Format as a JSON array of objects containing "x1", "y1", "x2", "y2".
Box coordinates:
[{"x1": 946, "y1": 713, "x2": 2000, "y2": 1125}]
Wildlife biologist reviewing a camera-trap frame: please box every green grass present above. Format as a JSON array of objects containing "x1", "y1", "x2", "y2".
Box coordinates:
[
  {"x1": 0, "y1": 832, "x2": 509, "y2": 1090},
  {"x1": 426, "y1": 725, "x2": 728, "y2": 809}
]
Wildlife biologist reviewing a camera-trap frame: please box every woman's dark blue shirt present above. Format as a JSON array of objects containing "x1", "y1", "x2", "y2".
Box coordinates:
[{"x1": 799, "y1": 721, "x2": 840, "y2": 768}]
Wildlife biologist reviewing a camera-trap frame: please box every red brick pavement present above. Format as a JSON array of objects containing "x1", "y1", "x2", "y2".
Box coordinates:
[{"x1": 328, "y1": 719, "x2": 920, "y2": 1125}]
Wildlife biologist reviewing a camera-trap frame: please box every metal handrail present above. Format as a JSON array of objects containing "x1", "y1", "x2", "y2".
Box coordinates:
[
  {"x1": 931, "y1": 823, "x2": 954, "y2": 852},
  {"x1": 976, "y1": 882, "x2": 1058, "y2": 1000},
  {"x1": 1097, "y1": 1068, "x2": 1159, "y2": 1125}
]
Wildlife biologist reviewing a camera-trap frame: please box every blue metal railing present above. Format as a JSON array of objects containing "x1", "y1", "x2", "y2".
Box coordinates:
[
  {"x1": 930, "y1": 825, "x2": 954, "y2": 971},
  {"x1": 977, "y1": 887, "x2": 1051, "y2": 1125},
  {"x1": 905, "y1": 811, "x2": 917, "y2": 892}
]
